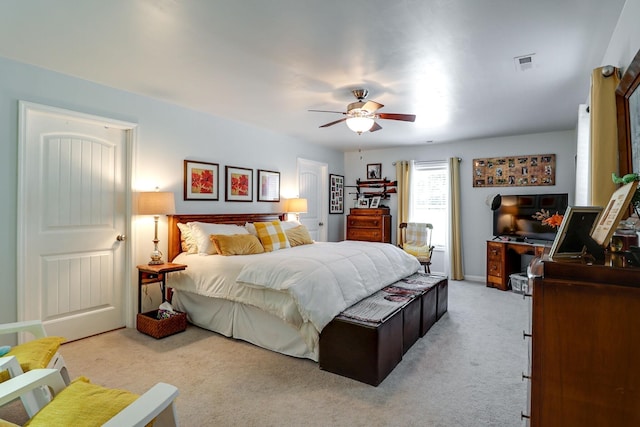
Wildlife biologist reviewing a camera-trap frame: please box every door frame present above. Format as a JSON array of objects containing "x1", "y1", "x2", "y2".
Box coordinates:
[{"x1": 17, "y1": 101, "x2": 138, "y2": 333}]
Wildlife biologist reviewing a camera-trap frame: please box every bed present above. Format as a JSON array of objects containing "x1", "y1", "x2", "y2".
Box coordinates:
[{"x1": 165, "y1": 213, "x2": 420, "y2": 361}]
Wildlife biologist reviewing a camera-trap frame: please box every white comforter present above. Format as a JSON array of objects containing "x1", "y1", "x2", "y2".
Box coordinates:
[
  {"x1": 236, "y1": 241, "x2": 420, "y2": 331},
  {"x1": 168, "y1": 241, "x2": 420, "y2": 333}
]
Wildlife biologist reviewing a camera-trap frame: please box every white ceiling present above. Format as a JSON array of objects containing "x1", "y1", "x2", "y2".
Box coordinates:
[{"x1": 0, "y1": 0, "x2": 627, "y2": 151}]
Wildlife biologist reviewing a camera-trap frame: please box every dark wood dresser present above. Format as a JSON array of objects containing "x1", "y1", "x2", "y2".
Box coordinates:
[
  {"x1": 527, "y1": 258, "x2": 640, "y2": 425},
  {"x1": 346, "y1": 208, "x2": 391, "y2": 243}
]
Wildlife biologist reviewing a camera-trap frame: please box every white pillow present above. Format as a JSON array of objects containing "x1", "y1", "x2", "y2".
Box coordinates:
[
  {"x1": 188, "y1": 222, "x2": 249, "y2": 255},
  {"x1": 177, "y1": 223, "x2": 198, "y2": 254}
]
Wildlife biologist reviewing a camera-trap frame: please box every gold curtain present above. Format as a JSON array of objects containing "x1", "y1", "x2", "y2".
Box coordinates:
[
  {"x1": 449, "y1": 157, "x2": 464, "y2": 280},
  {"x1": 590, "y1": 66, "x2": 621, "y2": 207},
  {"x1": 395, "y1": 161, "x2": 410, "y2": 246}
]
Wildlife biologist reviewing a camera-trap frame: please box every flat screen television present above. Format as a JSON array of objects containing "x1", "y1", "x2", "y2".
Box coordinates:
[{"x1": 492, "y1": 193, "x2": 569, "y2": 241}]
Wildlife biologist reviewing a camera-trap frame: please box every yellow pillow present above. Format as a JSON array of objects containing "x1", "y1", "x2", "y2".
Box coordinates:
[
  {"x1": 0, "y1": 337, "x2": 65, "y2": 383},
  {"x1": 285, "y1": 225, "x2": 314, "y2": 247},
  {"x1": 25, "y1": 377, "x2": 139, "y2": 426},
  {"x1": 254, "y1": 220, "x2": 291, "y2": 252},
  {"x1": 210, "y1": 233, "x2": 265, "y2": 255}
]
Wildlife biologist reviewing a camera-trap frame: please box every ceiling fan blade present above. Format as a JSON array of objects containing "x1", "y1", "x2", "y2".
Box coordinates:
[
  {"x1": 378, "y1": 113, "x2": 416, "y2": 122},
  {"x1": 369, "y1": 122, "x2": 382, "y2": 132},
  {"x1": 319, "y1": 118, "x2": 347, "y2": 128},
  {"x1": 362, "y1": 100, "x2": 384, "y2": 112},
  {"x1": 308, "y1": 109, "x2": 346, "y2": 114}
]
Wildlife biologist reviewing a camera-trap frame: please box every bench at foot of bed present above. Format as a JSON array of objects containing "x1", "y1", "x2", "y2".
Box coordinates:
[{"x1": 319, "y1": 274, "x2": 448, "y2": 386}]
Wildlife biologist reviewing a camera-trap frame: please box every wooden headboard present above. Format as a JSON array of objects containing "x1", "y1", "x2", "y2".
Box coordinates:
[{"x1": 167, "y1": 213, "x2": 286, "y2": 261}]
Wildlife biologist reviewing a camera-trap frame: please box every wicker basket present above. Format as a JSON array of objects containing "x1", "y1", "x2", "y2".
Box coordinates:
[{"x1": 136, "y1": 310, "x2": 187, "y2": 339}]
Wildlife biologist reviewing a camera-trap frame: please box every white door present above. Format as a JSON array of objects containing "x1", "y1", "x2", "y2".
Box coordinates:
[
  {"x1": 297, "y1": 158, "x2": 328, "y2": 241},
  {"x1": 18, "y1": 102, "x2": 134, "y2": 342}
]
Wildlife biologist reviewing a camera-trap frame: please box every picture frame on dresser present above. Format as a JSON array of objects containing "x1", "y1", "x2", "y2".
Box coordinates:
[
  {"x1": 357, "y1": 197, "x2": 369, "y2": 208},
  {"x1": 370, "y1": 196, "x2": 381, "y2": 209},
  {"x1": 548, "y1": 206, "x2": 603, "y2": 259}
]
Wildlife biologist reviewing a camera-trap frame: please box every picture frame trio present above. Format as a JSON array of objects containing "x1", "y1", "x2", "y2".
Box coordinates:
[{"x1": 184, "y1": 160, "x2": 280, "y2": 202}]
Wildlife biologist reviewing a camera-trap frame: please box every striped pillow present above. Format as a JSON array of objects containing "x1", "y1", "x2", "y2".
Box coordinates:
[{"x1": 254, "y1": 220, "x2": 291, "y2": 252}]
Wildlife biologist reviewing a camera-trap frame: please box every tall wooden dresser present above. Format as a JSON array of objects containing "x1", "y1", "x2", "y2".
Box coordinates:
[
  {"x1": 346, "y1": 208, "x2": 391, "y2": 243},
  {"x1": 526, "y1": 259, "x2": 640, "y2": 426}
]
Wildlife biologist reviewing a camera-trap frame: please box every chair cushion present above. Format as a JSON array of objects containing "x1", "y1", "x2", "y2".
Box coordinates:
[
  {"x1": 0, "y1": 419, "x2": 20, "y2": 426},
  {"x1": 403, "y1": 243, "x2": 432, "y2": 260},
  {"x1": 25, "y1": 377, "x2": 139, "y2": 426},
  {"x1": 0, "y1": 337, "x2": 64, "y2": 382}
]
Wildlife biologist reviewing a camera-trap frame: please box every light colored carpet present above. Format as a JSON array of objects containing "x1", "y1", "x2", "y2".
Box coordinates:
[{"x1": 1, "y1": 280, "x2": 528, "y2": 426}]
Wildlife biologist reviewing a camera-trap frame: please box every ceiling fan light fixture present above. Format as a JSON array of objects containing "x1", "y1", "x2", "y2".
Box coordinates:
[{"x1": 346, "y1": 116, "x2": 374, "y2": 134}]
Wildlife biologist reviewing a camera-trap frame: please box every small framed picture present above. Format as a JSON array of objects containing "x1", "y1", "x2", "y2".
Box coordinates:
[
  {"x1": 369, "y1": 196, "x2": 381, "y2": 208},
  {"x1": 357, "y1": 197, "x2": 369, "y2": 208},
  {"x1": 367, "y1": 163, "x2": 382, "y2": 180},
  {"x1": 257, "y1": 169, "x2": 280, "y2": 202},
  {"x1": 184, "y1": 160, "x2": 219, "y2": 201},
  {"x1": 225, "y1": 166, "x2": 253, "y2": 202}
]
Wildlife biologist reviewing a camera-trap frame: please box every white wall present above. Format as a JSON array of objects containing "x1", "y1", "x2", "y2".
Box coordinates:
[
  {"x1": 601, "y1": 0, "x2": 640, "y2": 68},
  {"x1": 344, "y1": 130, "x2": 577, "y2": 280},
  {"x1": 0, "y1": 57, "x2": 344, "y2": 331}
]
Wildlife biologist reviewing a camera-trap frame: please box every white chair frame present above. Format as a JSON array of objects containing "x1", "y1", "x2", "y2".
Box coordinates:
[
  {"x1": 0, "y1": 365, "x2": 179, "y2": 427},
  {"x1": 0, "y1": 320, "x2": 70, "y2": 417}
]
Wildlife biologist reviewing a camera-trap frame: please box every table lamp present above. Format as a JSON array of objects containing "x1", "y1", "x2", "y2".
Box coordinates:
[
  {"x1": 137, "y1": 191, "x2": 176, "y2": 265},
  {"x1": 286, "y1": 197, "x2": 308, "y2": 221}
]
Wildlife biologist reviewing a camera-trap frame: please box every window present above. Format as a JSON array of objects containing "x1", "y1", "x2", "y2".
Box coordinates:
[{"x1": 410, "y1": 161, "x2": 448, "y2": 247}]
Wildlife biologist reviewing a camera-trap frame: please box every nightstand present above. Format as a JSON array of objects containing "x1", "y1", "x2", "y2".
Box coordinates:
[{"x1": 136, "y1": 263, "x2": 187, "y2": 313}]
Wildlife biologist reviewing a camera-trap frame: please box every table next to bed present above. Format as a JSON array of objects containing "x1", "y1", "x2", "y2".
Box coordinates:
[{"x1": 136, "y1": 262, "x2": 187, "y2": 313}]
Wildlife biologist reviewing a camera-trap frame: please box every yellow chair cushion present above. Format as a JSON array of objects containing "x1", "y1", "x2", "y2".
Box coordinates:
[
  {"x1": 210, "y1": 233, "x2": 265, "y2": 255},
  {"x1": 403, "y1": 243, "x2": 432, "y2": 260},
  {"x1": 254, "y1": 220, "x2": 291, "y2": 252},
  {"x1": 0, "y1": 419, "x2": 20, "y2": 426},
  {"x1": 25, "y1": 377, "x2": 139, "y2": 427},
  {"x1": 285, "y1": 225, "x2": 314, "y2": 247},
  {"x1": 0, "y1": 337, "x2": 64, "y2": 382}
]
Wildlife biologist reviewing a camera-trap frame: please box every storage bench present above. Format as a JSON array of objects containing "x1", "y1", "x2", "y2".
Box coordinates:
[{"x1": 319, "y1": 273, "x2": 448, "y2": 386}]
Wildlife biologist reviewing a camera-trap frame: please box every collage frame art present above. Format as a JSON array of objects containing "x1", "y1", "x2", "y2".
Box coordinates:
[
  {"x1": 473, "y1": 154, "x2": 556, "y2": 187},
  {"x1": 329, "y1": 174, "x2": 344, "y2": 214}
]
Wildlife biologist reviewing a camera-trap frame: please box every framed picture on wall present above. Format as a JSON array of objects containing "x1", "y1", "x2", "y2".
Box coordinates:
[
  {"x1": 329, "y1": 174, "x2": 344, "y2": 214},
  {"x1": 225, "y1": 166, "x2": 253, "y2": 202},
  {"x1": 367, "y1": 163, "x2": 382, "y2": 180},
  {"x1": 184, "y1": 160, "x2": 219, "y2": 200},
  {"x1": 257, "y1": 169, "x2": 280, "y2": 202}
]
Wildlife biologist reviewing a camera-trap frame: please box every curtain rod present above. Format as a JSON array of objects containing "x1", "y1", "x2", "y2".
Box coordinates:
[{"x1": 392, "y1": 158, "x2": 462, "y2": 166}]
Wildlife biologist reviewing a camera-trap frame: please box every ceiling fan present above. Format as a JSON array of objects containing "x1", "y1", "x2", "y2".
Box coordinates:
[{"x1": 309, "y1": 89, "x2": 416, "y2": 134}]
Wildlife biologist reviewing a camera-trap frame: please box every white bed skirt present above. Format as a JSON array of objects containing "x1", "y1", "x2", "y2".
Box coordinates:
[{"x1": 171, "y1": 290, "x2": 319, "y2": 361}]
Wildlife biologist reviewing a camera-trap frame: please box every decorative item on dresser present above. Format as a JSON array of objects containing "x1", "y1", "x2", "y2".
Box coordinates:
[
  {"x1": 346, "y1": 208, "x2": 391, "y2": 243},
  {"x1": 527, "y1": 259, "x2": 640, "y2": 426}
]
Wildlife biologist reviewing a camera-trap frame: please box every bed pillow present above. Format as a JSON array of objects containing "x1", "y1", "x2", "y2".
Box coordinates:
[
  {"x1": 188, "y1": 222, "x2": 249, "y2": 255},
  {"x1": 210, "y1": 234, "x2": 265, "y2": 256},
  {"x1": 254, "y1": 220, "x2": 291, "y2": 252},
  {"x1": 246, "y1": 220, "x2": 300, "y2": 236},
  {"x1": 285, "y1": 225, "x2": 314, "y2": 247},
  {"x1": 177, "y1": 223, "x2": 198, "y2": 254}
]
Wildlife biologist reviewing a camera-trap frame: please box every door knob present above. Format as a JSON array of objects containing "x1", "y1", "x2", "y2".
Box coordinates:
[
  {"x1": 319, "y1": 222, "x2": 324, "y2": 226},
  {"x1": 116, "y1": 234, "x2": 127, "y2": 241}
]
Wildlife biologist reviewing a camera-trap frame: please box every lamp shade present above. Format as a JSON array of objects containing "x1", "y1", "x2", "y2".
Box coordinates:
[
  {"x1": 137, "y1": 192, "x2": 176, "y2": 215},
  {"x1": 286, "y1": 198, "x2": 308, "y2": 213}
]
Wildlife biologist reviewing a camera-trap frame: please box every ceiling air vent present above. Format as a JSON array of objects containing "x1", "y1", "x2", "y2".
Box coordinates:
[{"x1": 514, "y1": 54, "x2": 535, "y2": 72}]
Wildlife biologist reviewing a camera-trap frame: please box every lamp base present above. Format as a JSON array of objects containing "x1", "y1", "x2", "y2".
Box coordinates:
[
  {"x1": 149, "y1": 249, "x2": 164, "y2": 265},
  {"x1": 148, "y1": 259, "x2": 165, "y2": 265}
]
